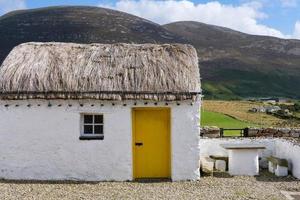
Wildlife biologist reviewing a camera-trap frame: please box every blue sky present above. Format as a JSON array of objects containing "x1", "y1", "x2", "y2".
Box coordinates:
[{"x1": 1, "y1": 0, "x2": 300, "y2": 39}]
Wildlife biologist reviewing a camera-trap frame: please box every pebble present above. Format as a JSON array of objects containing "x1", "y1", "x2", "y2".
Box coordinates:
[{"x1": 0, "y1": 171, "x2": 299, "y2": 200}]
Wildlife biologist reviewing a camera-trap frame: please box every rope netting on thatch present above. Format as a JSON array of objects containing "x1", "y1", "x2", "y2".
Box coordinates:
[{"x1": 0, "y1": 42, "x2": 201, "y2": 101}]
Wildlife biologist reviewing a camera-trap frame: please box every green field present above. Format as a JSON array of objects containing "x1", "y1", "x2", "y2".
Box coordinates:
[{"x1": 201, "y1": 110, "x2": 255, "y2": 136}]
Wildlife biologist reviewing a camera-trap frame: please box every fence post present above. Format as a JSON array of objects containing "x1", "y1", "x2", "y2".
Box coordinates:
[
  {"x1": 220, "y1": 128, "x2": 224, "y2": 137},
  {"x1": 244, "y1": 128, "x2": 249, "y2": 137}
]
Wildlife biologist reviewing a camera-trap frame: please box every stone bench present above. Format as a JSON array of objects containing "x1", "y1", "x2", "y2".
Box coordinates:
[
  {"x1": 201, "y1": 155, "x2": 229, "y2": 176},
  {"x1": 200, "y1": 157, "x2": 215, "y2": 175},
  {"x1": 209, "y1": 155, "x2": 228, "y2": 172},
  {"x1": 267, "y1": 156, "x2": 288, "y2": 176}
]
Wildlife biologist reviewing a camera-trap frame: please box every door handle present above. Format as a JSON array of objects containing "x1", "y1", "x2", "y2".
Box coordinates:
[{"x1": 135, "y1": 142, "x2": 143, "y2": 146}]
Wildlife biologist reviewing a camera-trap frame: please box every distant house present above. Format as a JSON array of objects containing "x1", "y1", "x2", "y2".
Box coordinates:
[
  {"x1": 249, "y1": 105, "x2": 281, "y2": 113},
  {"x1": 0, "y1": 42, "x2": 201, "y2": 181},
  {"x1": 266, "y1": 106, "x2": 281, "y2": 113},
  {"x1": 260, "y1": 98, "x2": 277, "y2": 104},
  {"x1": 249, "y1": 106, "x2": 266, "y2": 113},
  {"x1": 260, "y1": 97, "x2": 288, "y2": 104},
  {"x1": 283, "y1": 109, "x2": 292, "y2": 116}
]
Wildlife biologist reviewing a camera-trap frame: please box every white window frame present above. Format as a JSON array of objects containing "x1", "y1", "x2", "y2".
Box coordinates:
[{"x1": 80, "y1": 114, "x2": 104, "y2": 140}]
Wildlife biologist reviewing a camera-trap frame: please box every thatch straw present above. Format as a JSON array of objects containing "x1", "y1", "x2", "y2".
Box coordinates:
[{"x1": 0, "y1": 42, "x2": 201, "y2": 101}]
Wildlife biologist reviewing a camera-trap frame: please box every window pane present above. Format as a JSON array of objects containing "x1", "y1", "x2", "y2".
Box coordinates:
[
  {"x1": 84, "y1": 115, "x2": 93, "y2": 123},
  {"x1": 94, "y1": 125, "x2": 103, "y2": 134},
  {"x1": 84, "y1": 125, "x2": 93, "y2": 134},
  {"x1": 94, "y1": 115, "x2": 103, "y2": 124}
]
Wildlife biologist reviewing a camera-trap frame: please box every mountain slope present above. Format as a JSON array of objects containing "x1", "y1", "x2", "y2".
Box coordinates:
[
  {"x1": 1, "y1": 7, "x2": 300, "y2": 99},
  {"x1": 0, "y1": 6, "x2": 184, "y2": 65},
  {"x1": 163, "y1": 21, "x2": 300, "y2": 99}
]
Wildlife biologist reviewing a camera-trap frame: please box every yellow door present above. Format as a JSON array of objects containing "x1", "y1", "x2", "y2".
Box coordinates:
[{"x1": 132, "y1": 108, "x2": 171, "y2": 179}]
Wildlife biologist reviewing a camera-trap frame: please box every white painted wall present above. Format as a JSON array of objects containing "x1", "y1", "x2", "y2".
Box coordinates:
[
  {"x1": 200, "y1": 138, "x2": 300, "y2": 179},
  {"x1": 0, "y1": 99, "x2": 200, "y2": 181},
  {"x1": 275, "y1": 139, "x2": 300, "y2": 179},
  {"x1": 228, "y1": 149, "x2": 260, "y2": 176},
  {"x1": 171, "y1": 101, "x2": 200, "y2": 181},
  {"x1": 199, "y1": 138, "x2": 275, "y2": 168}
]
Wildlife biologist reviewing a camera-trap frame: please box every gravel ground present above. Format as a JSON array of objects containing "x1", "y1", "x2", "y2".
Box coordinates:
[{"x1": 0, "y1": 171, "x2": 299, "y2": 200}]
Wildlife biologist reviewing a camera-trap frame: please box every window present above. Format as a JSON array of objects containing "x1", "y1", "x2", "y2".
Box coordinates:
[{"x1": 80, "y1": 114, "x2": 104, "y2": 140}]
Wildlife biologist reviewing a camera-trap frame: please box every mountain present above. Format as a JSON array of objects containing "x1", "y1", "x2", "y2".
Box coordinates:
[
  {"x1": 163, "y1": 21, "x2": 300, "y2": 99},
  {"x1": 1, "y1": 6, "x2": 300, "y2": 99},
  {"x1": 0, "y1": 6, "x2": 184, "y2": 66}
]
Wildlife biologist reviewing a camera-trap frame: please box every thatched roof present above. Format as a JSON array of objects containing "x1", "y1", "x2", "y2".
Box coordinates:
[{"x1": 0, "y1": 42, "x2": 200, "y2": 101}]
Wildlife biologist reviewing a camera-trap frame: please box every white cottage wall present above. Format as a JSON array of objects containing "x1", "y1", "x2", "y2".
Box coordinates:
[
  {"x1": 171, "y1": 101, "x2": 200, "y2": 181},
  {"x1": 0, "y1": 100, "x2": 200, "y2": 181},
  {"x1": 0, "y1": 100, "x2": 132, "y2": 181}
]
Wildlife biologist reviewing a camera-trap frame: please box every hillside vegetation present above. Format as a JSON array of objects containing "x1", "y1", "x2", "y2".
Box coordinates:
[{"x1": 164, "y1": 21, "x2": 300, "y2": 99}]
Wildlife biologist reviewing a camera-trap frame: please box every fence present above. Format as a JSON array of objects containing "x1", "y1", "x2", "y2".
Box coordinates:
[{"x1": 220, "y1": 128, "x2": 249, "y2": 137}]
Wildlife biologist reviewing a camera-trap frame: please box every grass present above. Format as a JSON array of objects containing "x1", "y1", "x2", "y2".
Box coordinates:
[
  {"x1": 201, "y1": 100, "x2": 300, "y2": 136},
  {"x1": 200, "y1": 100, "x2": 286, "y2": 136},
  {"x1": 202, "y1": 100, "x2": 296, "y2": 128},
  {"x1": 201, "y1": 110, "x2": 254, "y2": 136},
  {"x1": 201, "y1": 110, "x2": 253, "y2": 128}
]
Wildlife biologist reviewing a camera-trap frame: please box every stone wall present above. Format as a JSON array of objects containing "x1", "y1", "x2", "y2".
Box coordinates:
[
  {"x1": 253, "y1": 128, "x2": 300, "y2": 138},
  {"x1": 201, "y1": 126, "x2": 300, "y2": 138},
  {"x1": 200, "y1": 126, "x2": 220, "y2": 138}
]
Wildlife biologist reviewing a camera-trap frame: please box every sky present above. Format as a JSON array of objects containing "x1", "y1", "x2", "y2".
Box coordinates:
[{"x1": 0, "y1": 0, "x2": 300, "y2": 39}]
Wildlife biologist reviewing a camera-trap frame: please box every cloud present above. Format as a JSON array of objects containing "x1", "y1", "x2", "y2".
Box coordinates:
[
  {"x1": 280, "y1": 0, "x2": 298, "y2": 7},
  {"x1": 0, "y1": 0, "x2": 26, "y2": 15},
  {"x1": 99, "y1": 0, "x2": 287, "y2": 38},
  {"x1": 293, "y1": 21, "x2": 300, "y2": 39}
]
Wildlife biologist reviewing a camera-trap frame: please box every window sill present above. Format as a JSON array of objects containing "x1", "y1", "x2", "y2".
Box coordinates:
[{"x1": 79, "y1": 135, "x2": 104, "y2": 140}]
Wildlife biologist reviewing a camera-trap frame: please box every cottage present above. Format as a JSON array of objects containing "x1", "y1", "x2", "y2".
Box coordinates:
[
  {"x1": 266, "y1": 106, "x2": 281, "y2": 113},
  {"x1": 0, "y1": 42, "x2": 201, "y2": 181},
  {"x1": 249, "y1": 106, "x2": 266, "y2": 113}
]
